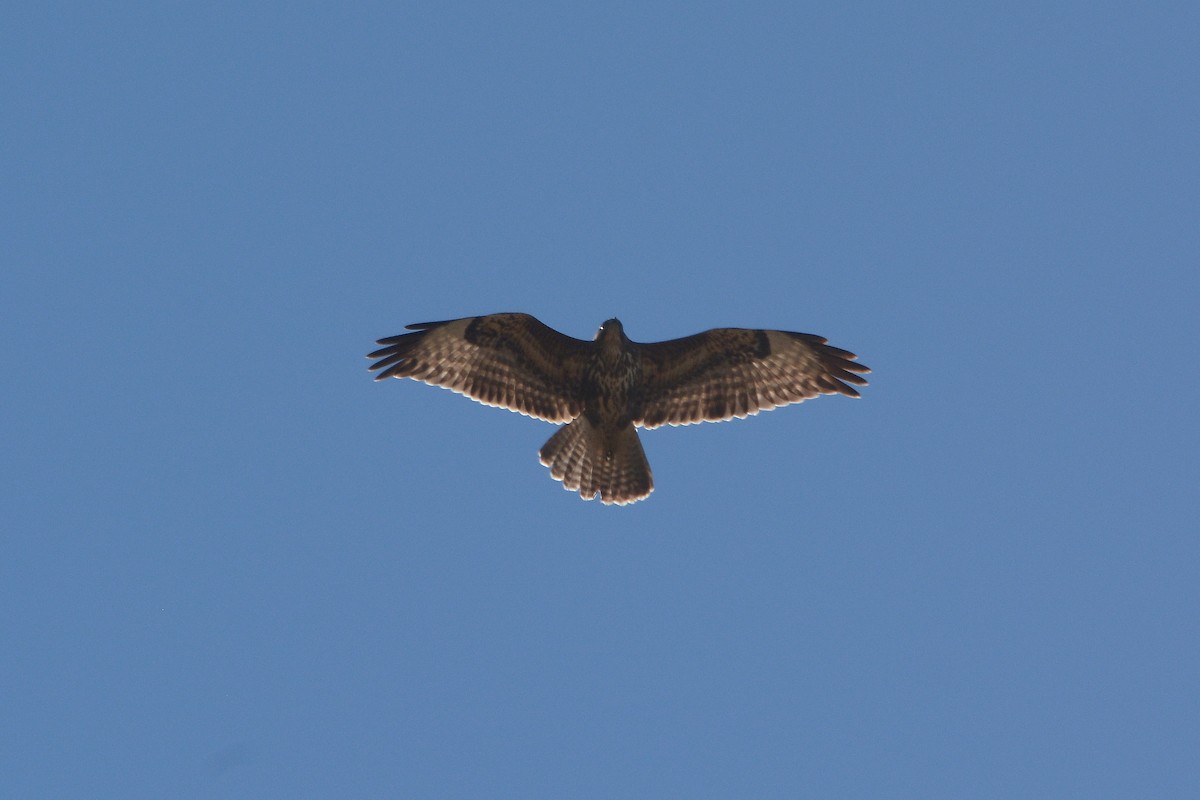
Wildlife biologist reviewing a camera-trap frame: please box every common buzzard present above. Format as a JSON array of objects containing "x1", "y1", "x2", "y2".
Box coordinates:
[{"x1": 368, "y1": 314, "x2": 869, "y2": 505}]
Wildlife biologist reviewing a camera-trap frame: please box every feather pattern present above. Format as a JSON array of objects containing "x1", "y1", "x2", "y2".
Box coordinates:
[
  {"x1": 367, "y1": 313, "x2": 590, "y2": 423},
  {"x1": 635, "y1": 329, "x2": 870, "y2": 429}
]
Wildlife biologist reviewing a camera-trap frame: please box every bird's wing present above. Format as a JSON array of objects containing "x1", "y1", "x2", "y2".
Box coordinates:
[
  {"x1": 635, "y1": 328, "x2": 870, "y2": 429},
  {"x1": 368, "y1": 313, "x2": 591, "y2": 423}
]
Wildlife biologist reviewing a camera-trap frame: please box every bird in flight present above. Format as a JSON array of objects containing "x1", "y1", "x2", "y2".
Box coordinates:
[{"x1": 368, "y1": 313, "x2": 869, "y2": 505}]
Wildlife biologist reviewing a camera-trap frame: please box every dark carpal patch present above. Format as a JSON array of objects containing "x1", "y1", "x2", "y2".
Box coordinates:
[{"x1": 752, "y1": 329, "x2": 771, "y2": 359}]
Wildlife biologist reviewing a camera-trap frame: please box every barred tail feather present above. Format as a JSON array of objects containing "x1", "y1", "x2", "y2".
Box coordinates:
[{"x1": 539, "y1": 418, "x2": 654, "y2": 505}]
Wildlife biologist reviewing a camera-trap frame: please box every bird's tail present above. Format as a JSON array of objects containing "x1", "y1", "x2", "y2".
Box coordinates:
[{"x1": 539, "y1": 418, "x2": 653, "y2": 505}]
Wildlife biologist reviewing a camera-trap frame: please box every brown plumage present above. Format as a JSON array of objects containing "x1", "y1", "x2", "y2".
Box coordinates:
[{"x1": 368, "y1": 313, "x2": 869, "y2": 505}]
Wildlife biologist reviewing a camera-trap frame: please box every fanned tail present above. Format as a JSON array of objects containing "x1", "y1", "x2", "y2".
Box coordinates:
[{"x1": 539, "y1": 418, "x2": 653, "y2": 505}]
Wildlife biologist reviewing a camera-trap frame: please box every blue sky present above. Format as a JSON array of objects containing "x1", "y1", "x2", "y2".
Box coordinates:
[{"x1": 3, "y1": 2, "x2": 1197, "y2": 797}]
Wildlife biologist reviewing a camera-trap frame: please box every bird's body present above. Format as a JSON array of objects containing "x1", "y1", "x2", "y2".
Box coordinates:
[
  {"x1": 368, "y1": 313, "x2": 869, "y2": 505},
  {"x1": 583, "y1": 320, "x2": 640, "y2": 426}
]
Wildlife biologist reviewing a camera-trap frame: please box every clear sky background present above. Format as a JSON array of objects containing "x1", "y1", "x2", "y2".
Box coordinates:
[{"x1": 4, "y1": 2, "x2": 1197, "y2": 797}]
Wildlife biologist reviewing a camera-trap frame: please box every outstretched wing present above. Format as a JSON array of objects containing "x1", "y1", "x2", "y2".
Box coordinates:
[
  {"x1": 368, "y1": 313, "x2": 591, "y2": 422},
  {"x1": 635, "y1": 328, "x2": 870, "y2": 429}
]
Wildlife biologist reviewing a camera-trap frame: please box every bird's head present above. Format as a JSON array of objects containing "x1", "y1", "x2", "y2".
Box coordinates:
[
  {"x1": 595, "y1": 318, "x2": 627, "y2": 355},
  {"x1": 596, "y1": 318, "x2": 625, "y2": 340}
]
